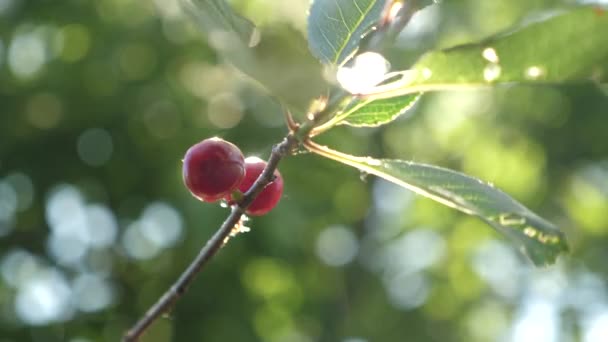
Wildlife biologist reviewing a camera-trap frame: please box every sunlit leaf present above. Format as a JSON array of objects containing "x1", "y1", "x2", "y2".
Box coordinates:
[
  {"x1": 181, "y1": 0, "x2": 325, "y2": 110},
  {"x1": 307, "y1": 0, "x2": 385, "y2": 65},
  {"x1": 308, "y1": 143, "x2": 569, "y2": 266},
  {"x1": 181, "y1": 0, "x2": 256, "y2": 56},
  {"x1": 368, "y1": 6, "x2": 608, "y2": 98},
  {"x1": 339, "y1": 93, "x2": 420, "y2": 127}
]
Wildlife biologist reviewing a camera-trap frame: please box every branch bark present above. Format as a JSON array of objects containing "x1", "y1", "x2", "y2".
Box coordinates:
[{"x1": 123, "y1": 134, "x2": 298, "y2": 342}]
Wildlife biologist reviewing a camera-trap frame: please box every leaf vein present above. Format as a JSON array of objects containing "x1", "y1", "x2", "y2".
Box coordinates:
[{"x1": 331, "y1": 0, "x2": 378, "y2": 63}]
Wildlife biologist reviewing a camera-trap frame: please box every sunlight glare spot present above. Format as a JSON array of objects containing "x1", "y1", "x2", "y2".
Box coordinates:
[
  {"x1": 523, "y1": 227, "x2": 537, "y2": 237},
  {"x1": 511, "y1": 298, "x2": 558, "y2": 342},
  {"x1": 526, "y1": 66, "x2": 544, "y2": 79},
  {"x1": 482, "y1": 48, "x2": 499, "y2": 63},
  {"x1": 422, "y1": 67, "x2": 432, "y2": 79},
  {"x1": 363, "y1": 157, "x2": 382, "y2": 166},
  {"x1": 484, "y1": 64, "x2": 502, "y2": 82},
  {"x1": 337, "y1": 52, "x2": 390, "y2": 94},
  {"x1": 499, "y1": 213, "x2": 526, "y2": 226},
  {"x1": 388, "y1": 2, "x2": 404, "y2": 21},
  {"x1": 583, "y1": 310, "x2": 608, "y2": 342}
]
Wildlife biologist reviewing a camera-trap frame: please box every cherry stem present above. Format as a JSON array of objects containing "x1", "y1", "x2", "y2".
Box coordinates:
[{"x1": 123, "y1": 134, "x2": 298, "y2": 342}]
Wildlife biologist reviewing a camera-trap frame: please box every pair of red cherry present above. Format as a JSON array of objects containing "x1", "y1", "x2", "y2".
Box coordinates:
[{"x1": 182, "y1": 138, "x2": 283, "y2": 216}]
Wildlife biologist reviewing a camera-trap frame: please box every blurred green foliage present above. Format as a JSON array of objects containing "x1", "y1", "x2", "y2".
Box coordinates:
[{"x1": 1, "y1": 0, "x2": 607, "y2": 341}]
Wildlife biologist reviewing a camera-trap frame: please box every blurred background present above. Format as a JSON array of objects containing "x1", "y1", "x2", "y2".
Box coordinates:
[{"x1": 1, "y1": 0, "x2": 608, "y2": 341}]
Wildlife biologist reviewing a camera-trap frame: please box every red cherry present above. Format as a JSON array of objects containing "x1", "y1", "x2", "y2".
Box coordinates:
[
  {"x1": 182, "y1": 137, "x2": 245, "y2": 202},
  {"x1": 230, "y1": 157, "x2": 283, "y2": 216}
]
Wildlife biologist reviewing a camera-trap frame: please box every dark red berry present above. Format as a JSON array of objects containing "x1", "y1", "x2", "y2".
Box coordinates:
[
  {"x1": 230, "y1": 157, "x2": 283, "y2": 216},
  {"x1": 183, "y1": 137, "x2": 245, "y2": 202}
]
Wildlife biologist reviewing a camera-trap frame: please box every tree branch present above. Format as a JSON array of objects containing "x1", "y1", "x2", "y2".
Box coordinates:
[
  {"x1": 123, "y1": 134, "x2": 298, "y2": 342},
  {"x1": 123, "y1": 1, "x2": 423, "y2": 339}
]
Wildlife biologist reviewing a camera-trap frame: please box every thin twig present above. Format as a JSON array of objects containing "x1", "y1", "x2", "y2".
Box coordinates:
[
  {"x1": 283, "y1": 107, "x2": 300, "y2": 133},
  {"x1": 123, "y1": 135, "x2": 298, "y2": 342}
]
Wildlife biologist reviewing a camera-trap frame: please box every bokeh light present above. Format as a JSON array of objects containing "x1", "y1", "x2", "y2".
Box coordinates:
[
  {"x1": 316, "y1": 225, "x2": 359, "y2": 267},
  {"x1": 121, "y1": 202, "x2": 183, "y2": 260},
  {"x1": 472, "y1": 240, "x2": 521, "y2": 298},
  {"x1": 77, "y1": 128, "x2": 114, "y2": 167},
  {"x1": 0, "y1": 181, "x2": 17, "y2": 236},
  {"x1": 4, "y1": 172, "x2": 34, "y2": 212},
  {"x1": 14, "y1": 267, "x2": 73, "y2": 325},
  {"x1": 72, "y1": 273, "x2": 114, "y2": 312},
  {"x1": 0, "y1": 0, "x2": 17, "y2": 16},
  {"x1": 1, "y1": 249, "x2": 41, "y2": 289},
  {"x1": 55, "y1": 24, "x2": 91, "y2": 63},
  {"x1": 8, "y1": 29, "x2": 48, "y2": 79}
]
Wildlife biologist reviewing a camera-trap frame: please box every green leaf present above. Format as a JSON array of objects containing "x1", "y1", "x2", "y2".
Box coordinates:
[
  {"x1": 373, "y1": 6, "x2": 608, "y2": 98},
  {"x1": 339, "y1": 93, "x2": 421, "y2": 127},
  {"x1": 307, "y1": 0, "x2": 385, "y2": 65},
  {"x1": 181, "y1": 0, "x2": 325, "y2": 111},
  {"x1": 181, "y1": 0, "x2": 256, "y2": 54},
  {"x1": 308, "y1": 143, "x2": 569, "y2": 266}
]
